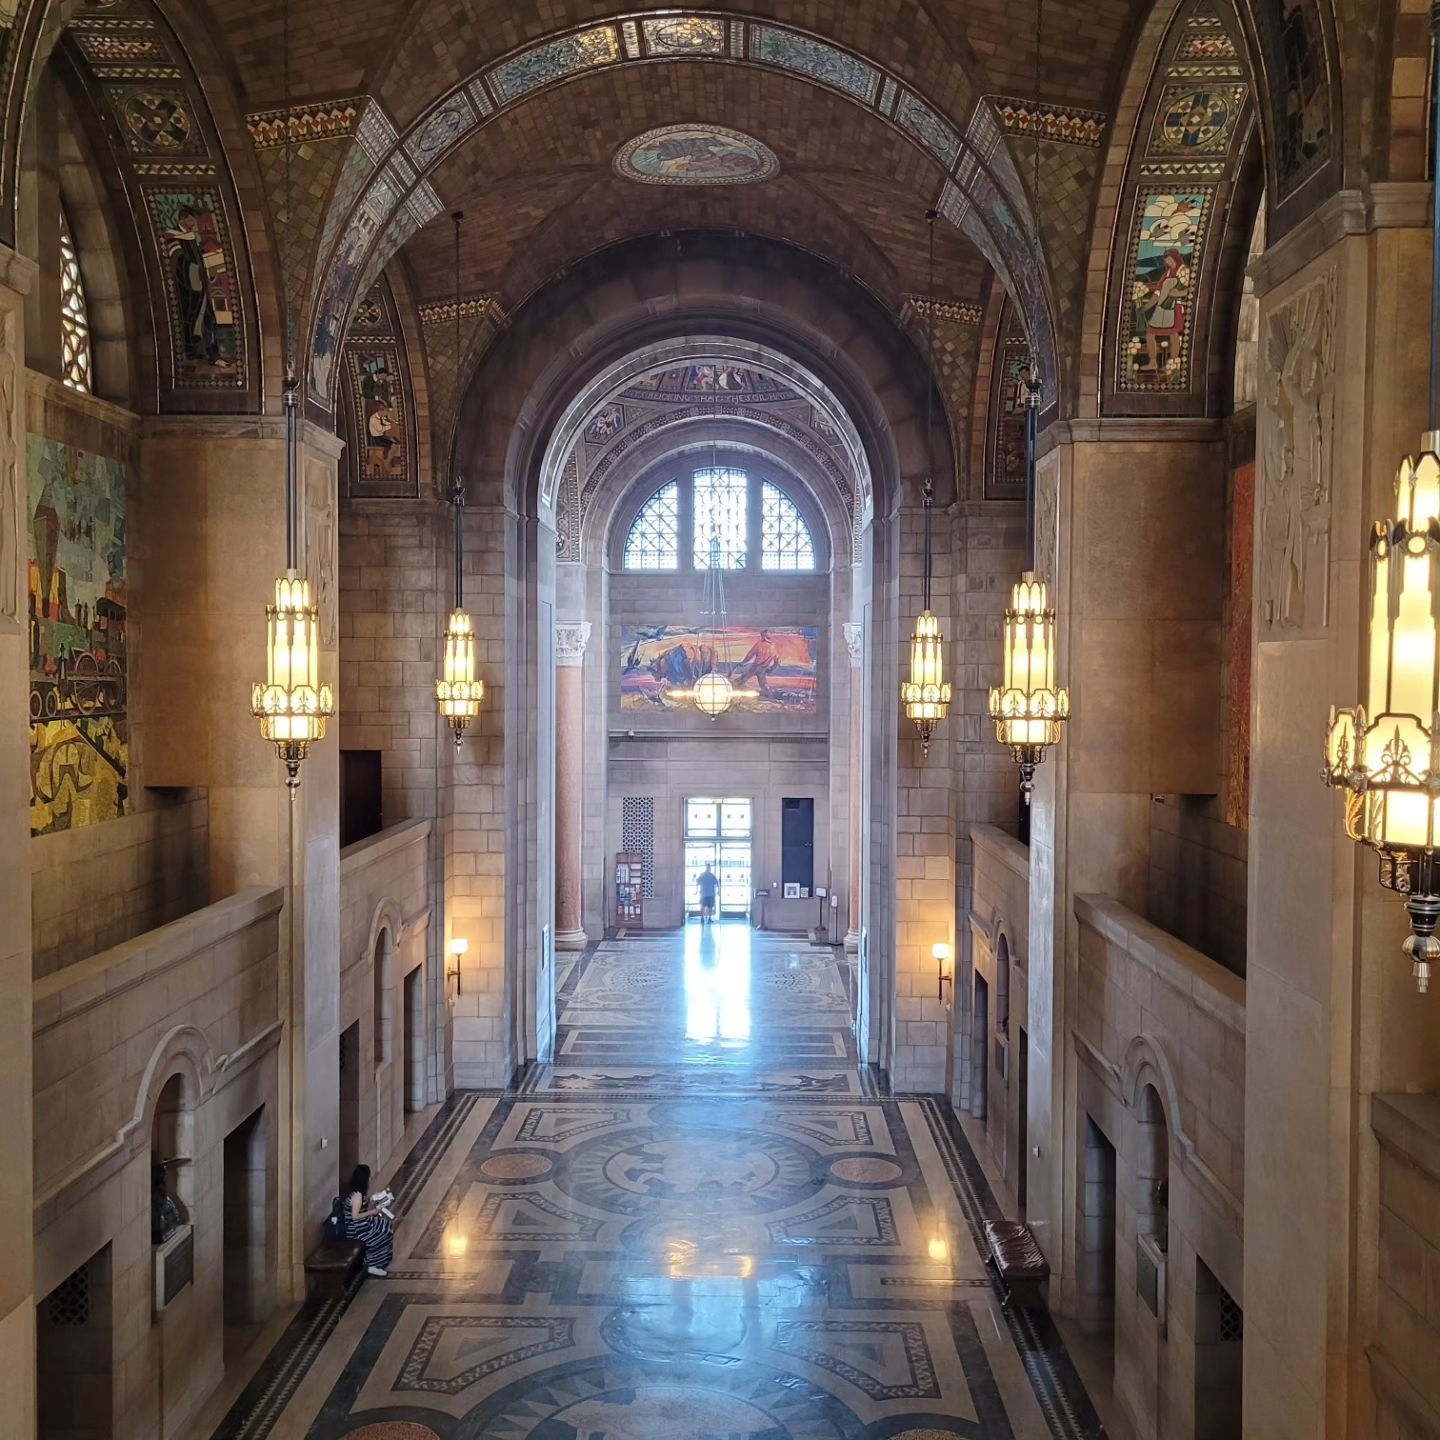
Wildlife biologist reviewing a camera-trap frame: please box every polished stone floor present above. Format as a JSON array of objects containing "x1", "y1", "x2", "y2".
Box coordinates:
[{"x1": 202, "y1": 924, "x2": 1105, "y2": 1439}]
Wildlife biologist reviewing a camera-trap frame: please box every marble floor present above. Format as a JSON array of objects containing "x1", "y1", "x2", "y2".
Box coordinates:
[{"x1": 200, "y1": 924, "x2": 1107, "y2": 1439}]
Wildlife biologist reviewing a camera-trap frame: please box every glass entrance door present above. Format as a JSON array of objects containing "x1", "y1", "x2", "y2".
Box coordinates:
[{"x1": 684, "y1": 798, "x2": 752, "y2": 916}]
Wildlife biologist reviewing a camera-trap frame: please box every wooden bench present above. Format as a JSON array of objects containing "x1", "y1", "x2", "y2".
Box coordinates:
[
  {"x1": 303, "y1": 1239, "x2": 365, "y2": 1300},
  {"x1": 982, "y1": 1219, "x2": 1050, "y2": 1310}
]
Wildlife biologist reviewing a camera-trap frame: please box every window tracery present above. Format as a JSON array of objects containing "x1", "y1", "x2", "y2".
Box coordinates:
[
  {"x1": 693, "y1": 467, "x2": 748, "y2": 569},
  {"x1": 59, "y1": 207, "x2": 93, "y2": 394},
  {"x1": 761, "y1": 481, "x2": 815, "y2": 570},
  {"x1": 622, "y1": 481, "x2": 680, "y2": 568}
]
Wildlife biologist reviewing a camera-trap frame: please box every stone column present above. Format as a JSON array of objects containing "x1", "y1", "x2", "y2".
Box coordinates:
[
  {"x1": 0, "y1": 245, "x2": 36, "y2": 1432},
  {"x1": 843, "y1": 622, "x2": 863, "y2": 953},
  {"x1": 138, "y1": 416, "x2": 343, "y2": 1300},
  {"x1": 554, "y1": 620, "x2": 590, "y2": 950}
]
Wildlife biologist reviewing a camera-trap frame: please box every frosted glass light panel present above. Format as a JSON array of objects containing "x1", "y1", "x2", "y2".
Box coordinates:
[
  {"x1": 761, "y1": 482, "x2": 815, "y2": 570},
  {"x1": 59, "y1": 207, "x2": 93, "y2": 394},
  {"x1": 694, "y1": 467, "x2": 748, "y2": 569},
  {"x1": 623, "y1": 481, "x2": 680, "y2": 569},
  {"x1": 720, "y1": 799, "x2": 752, "y2": 837}
]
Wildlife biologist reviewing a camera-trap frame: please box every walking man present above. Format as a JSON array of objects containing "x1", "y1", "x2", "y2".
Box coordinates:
[{"x1": 697, "y1": 863, "x2": 719, "y2": 924}]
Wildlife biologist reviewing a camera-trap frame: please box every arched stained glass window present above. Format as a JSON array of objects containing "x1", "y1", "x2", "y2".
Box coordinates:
[
  {"x1": 59, "y1": 207, "x2": 93, "y2": 394},
  {"x1": 623, "y1": 480, "x2": 680, "y2": 569},
  {"x1": 761, "y1": 482, "x2": 815, "y2": 570},
  {"x1": 693, "y1": 466, "x2": 747, "y2": 569}
]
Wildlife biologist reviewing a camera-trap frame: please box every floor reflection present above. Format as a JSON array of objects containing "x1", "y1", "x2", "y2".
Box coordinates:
[{"x1": 682, "y1": 918, "x2": 752, "y2": 1047}]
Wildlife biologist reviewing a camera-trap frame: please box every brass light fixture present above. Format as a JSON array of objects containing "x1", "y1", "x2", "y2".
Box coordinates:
[
  {"x1": 436, "y1": 210, "x2": 484, "y2": 746},
  {"x1": 901, "y1": 209, "x2": 952, "y2": 756},
  {"x1": 251, "y1": 0, "x2": 333, "y2": 789},
  {"x1": 987, "y1": 0, "x2": 1070, "y2": 803},
  {"x1": 1323, "y1": 3, "x2": 1440, "y2": 993}
]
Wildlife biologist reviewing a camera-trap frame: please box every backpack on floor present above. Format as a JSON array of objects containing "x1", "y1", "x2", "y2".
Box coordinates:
[{"x1": 324, "y1": 1193, "x2": 347, "y2": 1240}]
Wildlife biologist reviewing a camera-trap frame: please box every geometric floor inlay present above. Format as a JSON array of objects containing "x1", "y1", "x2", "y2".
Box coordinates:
[{"x1": 203, "y1": 924, "x2": 1108, "y2": 1440}]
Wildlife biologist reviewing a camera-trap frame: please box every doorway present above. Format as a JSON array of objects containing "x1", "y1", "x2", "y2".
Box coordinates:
[
  {"x1": 970, "y1": 972, "x2": 989, "y2": 1121},
  {"x1": 684, "y1": 797, "x2": 752, "y2": 917},
  {"x1": 222, "y1": 1106, "x2": 270, "y2": 1364},
  {"x1": 339, "y1": 1021, "x2": 361, "y2": 1186},
  {"x1": 403, "y1": 963, "x2": 426, "y2": 1114},
  {"x1": 1078, "y1": 1116, "x2": 1118, "y2": 1334},
  {"x1": 1194, "y1": 1257, "x2": 1243, "y2": 1439},
  {"x1": 37, "y1": 1245, "x2": 112, "y2": 1440}
]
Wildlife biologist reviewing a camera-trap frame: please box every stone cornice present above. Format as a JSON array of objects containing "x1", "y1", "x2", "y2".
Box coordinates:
[
  {"x1": 1039, "y1": 417, "x2": 1226, "y2": 453},
  {"x1": 1250, "y1": 184, "x2": 1432, "y2": 297},
  {"x1": 138, "y1": 412, "x2": 348, "y2": 459},
  {"x1": 0, "y1": 244, "x2": 37, "y2": 296}
]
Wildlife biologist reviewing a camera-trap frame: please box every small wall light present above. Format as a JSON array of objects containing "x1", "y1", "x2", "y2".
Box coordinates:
[
  {"x1": 933, "y1": 941, "x2": 952, "y2": 1001},
  {"x1": 447, "y1": 937, "x2": 468, "y2": 996},
  {"x1": 928, "y1": 1235, "x2": 950, "y2": 1263}
]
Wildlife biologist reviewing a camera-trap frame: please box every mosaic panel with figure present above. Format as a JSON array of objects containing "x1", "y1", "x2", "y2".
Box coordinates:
[
  {"x1": 986, "y1": 321, "x2": 1034, "y2": 500},
  {"x1": 1118, "y1": 188, "x2": 1212, "y2": 392},
  {"x1": 341, "y1": 278, "x2": 418, "y2": 499},
  {"x1": 144, "y1": 188, "x2": 245, "y2": 387},
  {"x1": 1252, "y1": 0, "x2": 1333, "y2": 202},
  {"x1": 27, "y1": 436, "x2": 127, "y2": 835}
]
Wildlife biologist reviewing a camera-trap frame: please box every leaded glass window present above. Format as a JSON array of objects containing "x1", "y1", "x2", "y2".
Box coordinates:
[
  {"x1": 761, "y1": 482, "x2": 815, "y2": 570},
  {"x1": 59, "y1": 208, "x2": 92, "y2": 394},
  {"x1": 693, "y1": 467, "x2": 747, "y2": 569},
  {"x1": 623, "y1": 480, "x2": 680, "y2": 569}
]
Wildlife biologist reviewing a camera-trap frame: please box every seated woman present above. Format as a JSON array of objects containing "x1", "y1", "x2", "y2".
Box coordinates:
[{"x1": 341, "y1": 1164, "x2": 395, "y2": 1277}]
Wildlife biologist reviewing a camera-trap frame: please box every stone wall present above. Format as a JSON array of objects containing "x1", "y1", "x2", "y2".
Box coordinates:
[
  {"x1": 967, "y1": 824, "x2": 1030, "y2": 1208},
  {"x1": 32, "y1": 886, "x2": 282, "y2": 1440},
  {"x1": 1371, "y1": 1094, "x2": 1440, "y2": 1439},
  {"x1": 1146, "y1": 794, "x2": 1247, "y2": 977},
  {"x1": 338, "y1": 818, "x2": 434, "y2": 1183},
  {"x1": 1073, "y1": 893, "x2": 1245, "y2": 1440}
]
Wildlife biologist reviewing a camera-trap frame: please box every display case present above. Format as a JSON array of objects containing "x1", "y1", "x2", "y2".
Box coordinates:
[{"x1": 614, "y1": 851, "x2": 644, "y2": 928}]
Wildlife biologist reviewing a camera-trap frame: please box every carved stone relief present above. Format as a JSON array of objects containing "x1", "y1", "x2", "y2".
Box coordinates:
[
  {"x1": 1033, "y1": 457, "x2": 1058, "y2": 587},
  {"x1": 1258, "y1": 267, "x2": 1336, "y2": 635},
  {"x1": 307, "y1": 458, "x2": 338, "y2": 649}
]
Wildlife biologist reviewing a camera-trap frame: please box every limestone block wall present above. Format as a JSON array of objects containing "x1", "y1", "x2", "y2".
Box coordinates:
[
  {"x1": 1073, "y1": 893, "x2": 1245, "y2": 1440},
  {"x1": 338, "y1": 818, "x2": 434, "y2": 1184},
  {"x1": 32, "y1": 796, "x2": 208, "y2": 977},
  {"x1": 1146, "y1": 794, "x2": 1247, "y2": 977},
  {"x1": 1371, "y1": 1094, "x2": 1440, "y2": 1439},
  {"x1": 31, "y1": 886, "x2": 283, "y2": 1440},
  {"x1": 966, "y1": 824, "x2": 1030, "y2": 1209}
]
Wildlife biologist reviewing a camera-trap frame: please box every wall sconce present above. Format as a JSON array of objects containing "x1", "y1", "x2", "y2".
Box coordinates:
[
  {"x1": 933, "y1": 941, "x2": 952, "y2": 1001},
  {"x1": 446, "y1": 937, "x2": 468, "y2": 996}
]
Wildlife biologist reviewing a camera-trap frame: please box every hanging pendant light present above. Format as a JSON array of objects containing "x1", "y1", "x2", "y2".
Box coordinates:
[
  {"x1": 901, "y1": 209, "x2": 951, "y2": 756},
  {"x1": 251, "y1": 0, "x2": 333, "y2": 789},
  {"x1": 1323, "y1": 4, "x2": 1440, "y2": 993},
  {"x1": 436, "y1": 210, "x2": 484, "y2": 747},
  {"x1": 988, "y1": 0, "x2": 1070, "y2": 802},
  {"x1": 673, "y1": 448, "x2": 753, "y2": 717}
]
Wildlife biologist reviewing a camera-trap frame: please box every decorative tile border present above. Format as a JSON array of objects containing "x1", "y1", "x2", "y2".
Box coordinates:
[{"x1": 989, "y1": 96, "x2": 1108, "y2": 148}]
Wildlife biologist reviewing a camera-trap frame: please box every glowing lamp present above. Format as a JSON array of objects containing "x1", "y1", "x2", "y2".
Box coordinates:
[
  {"x1": 902, "y1": 611, "x2": 952, "y2": 756},
  {"x1": 1324, "y1": 438, "x2": 1440, "y2": 991},
  {"x1": 251, "y1": 568, "x2": 334, "y2": 789},
  {"x1": 437, "y1": 605, "x2": 484, "y2": 747},
  {"x1": 988, "y1": 571, "x2": 1071, "y2": 801},
  {"x1": 692, "y1": 671, "x2": 735, "y2": 717}
]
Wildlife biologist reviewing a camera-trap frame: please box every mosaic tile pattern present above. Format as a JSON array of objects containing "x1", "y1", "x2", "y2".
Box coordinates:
[{"x1": 207, "y1": 930, "x2": 1106, "y2": 1440}]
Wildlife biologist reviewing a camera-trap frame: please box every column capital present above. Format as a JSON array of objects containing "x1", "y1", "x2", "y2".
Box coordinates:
[
  {"x1": 843, "y1": 622, "x2": 863, "y2": 667},
  {"x1": 0, "y1": 243, "x2": 36, "y2": 298},
  {"x1": 555, "y1": 620, "x2": 592, "y2": 666}
]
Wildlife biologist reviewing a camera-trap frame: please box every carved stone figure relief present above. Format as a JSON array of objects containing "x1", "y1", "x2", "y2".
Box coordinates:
[
  {"x1": 1033, "y1": 458, "x2": 1058, "y2": 587},
  {"x1": 1259, "y1": 267, "x2": 1336, "y2": 635}
]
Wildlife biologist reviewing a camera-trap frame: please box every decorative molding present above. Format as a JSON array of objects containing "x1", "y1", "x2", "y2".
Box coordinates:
[
  {"x1": 988, "y1": 96, "x2": 1107, "y2": 148},
  {"x1": 843, "y1": 621, "x2": 862, "y2": 667},
  {"x1": 901, "y1": 296, "x2": 983, "y2": 325},
  {"x1": 419, "y1": 293, "x2": 502, "y2": 326},
  {"x1": 245, "y1": 98, "x2": 364, "y2": 149},
  {"x1": 1249, "y1": 184, "x2": 1432, "y2": 297},
  {"x1": 555, "y1": 620, "x2": 592, "y2": 666},
  {"x1": 1257, "y1": 266, "x2": 1336, "y2": 636},
  {"x1": 1038, "y1": 416, "x2": 1225, "y2": 449}
]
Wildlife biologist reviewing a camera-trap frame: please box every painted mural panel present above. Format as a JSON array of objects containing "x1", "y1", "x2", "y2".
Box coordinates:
[
  {"x1": 1148, "y1": 84, "x2": 1247, "y2": 157},
  {"x1": 1252, "y1": 0, "x2": 1332, "y2": 200},
  {"x1": 145, "y1": 188, "x2": 245, "y2": 387},
  {"x1": 986, "y1": 326, "x2": 1032, "y2": 500},
  {"x1": 1119, "y1": 188, "x2": 1211, "y2": 392},
  {"x1": 341, "y1": 278, "x2": 417, "y2": 498},
  {"x1": 620, "y1": 625, "x2": 817, "y2": 715},
  {"x1": 110, "y1": 88, "x2": 205, "y2": 156},
  {"x1": 27, "y1": 436, "x2": 127, "y2": 835}
]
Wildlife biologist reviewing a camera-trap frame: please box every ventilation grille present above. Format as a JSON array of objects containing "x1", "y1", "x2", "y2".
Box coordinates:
[{"x1": 47, "y1": 1265, "x2": 89, "y2": 1327}]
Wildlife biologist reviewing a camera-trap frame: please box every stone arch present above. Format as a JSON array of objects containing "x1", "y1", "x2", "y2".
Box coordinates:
[
  {"x1": 365, "y1": 898, "x2": 405, "y2": 1069},
  {"x1": 1120, "y1": 1033, "x2": 1184, "y2": 1145},
  {"x1": 11, "y1": 0, "x2": 269, "y2": 411},
  {"x1": 131, "y1": 1024, "x2": 215, "y2": 1140},
  {"x1": 1081, "y1": 0, "x2": 1261, "y2": 418},
  {"x1": 301, "y1": 11, "x2": 1059, "y2": 411}
]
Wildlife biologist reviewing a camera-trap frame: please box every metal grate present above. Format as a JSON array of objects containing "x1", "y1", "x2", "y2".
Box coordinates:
[
  {"x1": 622, "y1": 481, "x2": 680, "y2": 569},
  {"x1": 693, "y1": 467, "x2": 747, "y2": 569},
  {"x1": 1218, "y1": 1287, "x2": 1243, "y2": 1343},
  {"x1": 761, "y1": 481, "x2": 816, "y2": 570},
  {"x1": 59, "y1": 207, "x2": 93, "y2": 394},
  {"x1": 620, "y1": 796, "x2": 655, "y2": 896},
  {"x1": 47, "y1": 1264, "x2": 89, "y2": 1327}
]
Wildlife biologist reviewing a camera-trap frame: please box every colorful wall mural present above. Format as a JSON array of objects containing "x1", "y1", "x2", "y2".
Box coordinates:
[
  {"x1": 620, "y1": 625, "x2": 818, "y2": 715},
  {"x1": 27, "y1": 436, "x2": 128, "y2": 835},
  {"x1": 1252, "y1": 0, "x2": 1332, "y2": 202},
  {"x1": 614, "y1": 124, "x2": 779, "y2": 186},
  {"x1": 1120, "y1": 188, "x2": 1212, "y2": 392},
  {"x1": 341, "y1": 277, "x2": 418, "y2": 498}
]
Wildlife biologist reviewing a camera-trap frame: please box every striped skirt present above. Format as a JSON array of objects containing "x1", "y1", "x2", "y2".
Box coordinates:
[{"x1": 346, "y1": 1213, "x2": 394, "y2": 1270}]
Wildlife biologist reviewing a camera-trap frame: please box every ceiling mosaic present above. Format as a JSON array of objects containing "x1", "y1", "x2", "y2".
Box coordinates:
[{"x1": 614, "y1": 125, "x2": 779, "y2": 187}]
